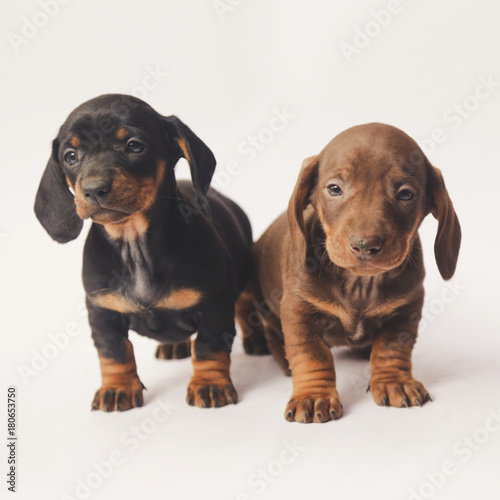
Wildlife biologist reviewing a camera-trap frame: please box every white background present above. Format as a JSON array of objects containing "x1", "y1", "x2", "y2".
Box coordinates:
[{"x1": 1, "y1": 1, "x2": 500, "y2": 499}]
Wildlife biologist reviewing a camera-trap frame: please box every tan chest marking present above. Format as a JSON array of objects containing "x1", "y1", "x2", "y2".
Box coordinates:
[
  {"x1": 90, "y1": 292, "x2": 140, "y2": 314},
  {"x1": 156, "y1": 289, "x2": 203, "y2": 310},
  {"x1": 363, "y1": 294, "x2": 414, "y2": 318},
  {"x1": 301, "y1": 290, "x2": 415, "y2": 329},
  {"x1": 301, "y1": 292, "x2": 355, "y2": 330},
  {"x1": 90, "y1": 288, "x2": 203, "y2": 313}
]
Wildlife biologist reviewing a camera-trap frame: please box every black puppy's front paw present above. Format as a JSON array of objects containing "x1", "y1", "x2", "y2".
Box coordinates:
[
  {"x1": 92, "y1": 379, "x2": 144, "y2": 412},
  {"x1": 186, "y1": 380, "x2": 238, "y2": 408}
]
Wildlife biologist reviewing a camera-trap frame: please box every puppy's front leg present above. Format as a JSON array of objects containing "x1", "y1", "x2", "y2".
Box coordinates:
[
  {"x1": 87, "y1": 300, "x2": 144, "y2": 412},
  {"x1": 187, "y1": 296, "x2": 238, "y2": 408},
  {"x1": 369, "y1": 299, "x2": 431, "y2": 408},
  {"x1": 281, "y1": 292, "x2": 342, "y2": 423}
]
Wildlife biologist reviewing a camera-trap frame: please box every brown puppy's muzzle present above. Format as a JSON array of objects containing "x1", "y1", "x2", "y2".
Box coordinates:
[
  {"x1": 318, "y1": 187, "x2": 419, "y2": 275},
  {"x1": 322, "y1": 213, "x2": 412, "y2": 276},
  {"x1": 349, "y1": 234, "x2": 384, "y2": 260}
]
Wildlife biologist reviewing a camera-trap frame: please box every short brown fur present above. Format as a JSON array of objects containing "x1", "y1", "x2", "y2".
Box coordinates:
[{"x1": 243, "y1": 123, "x2": 461, "y2": 423}]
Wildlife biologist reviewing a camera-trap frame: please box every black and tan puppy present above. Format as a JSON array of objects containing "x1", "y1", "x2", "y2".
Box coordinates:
[
  {"x1": 35, "y1": 94, "x2": 253, "y2": 411},
  {"x1": 240, "y1": 123, "x2": 461, "y2": 423}
]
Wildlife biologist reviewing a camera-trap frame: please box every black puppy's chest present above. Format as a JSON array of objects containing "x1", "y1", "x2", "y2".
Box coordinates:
[
  {"x1": 90, "y1": 235, "x2": 205, "y2": 342},
  {"x1": 115, "y1": 236, "x2": 158, "y2": 306},
  {"x1": 128, "y1": 308, "x2": 200, "y2": 343}
]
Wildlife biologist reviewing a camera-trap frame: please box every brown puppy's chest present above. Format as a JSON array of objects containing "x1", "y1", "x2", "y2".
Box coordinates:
[
  {"x1": 302, "y1": 275, "x2": 415, "y2": 348},
  {"x1": 313, "y1": 310, "x2": 382, "y2": 348}
]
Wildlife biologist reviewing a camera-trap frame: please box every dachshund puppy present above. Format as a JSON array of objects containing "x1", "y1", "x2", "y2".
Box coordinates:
[
  {"x1": 35, "y1": 94, "x2": 253, "y2": 411},
  {"x1": 240, "y1": 123, "x2": 461, "y2": 423}
]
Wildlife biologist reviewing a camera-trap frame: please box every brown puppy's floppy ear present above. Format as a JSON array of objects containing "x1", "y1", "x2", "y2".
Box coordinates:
[
  {"x1": 161, "y1": 116, "x2": 216, "y2": 217},
  {"x1": 34, "y1": 139, "x2": 83, "y2": 243},
  {"x1": 287, "y1": 155, "x2": 319, "y2": 260},
  {"x1": 426, "y1": 163, "x2": 461, "y2": 280}
]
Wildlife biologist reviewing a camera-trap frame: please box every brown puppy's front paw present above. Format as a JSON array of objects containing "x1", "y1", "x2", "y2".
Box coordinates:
[
  {"x1": 285, "y1": 390, "x2": 342, "y2": 423},
  {"x1": 370, "y1": 377, "x2": 431, "y2": 408},
  {"x1": 92, "y1": 379, "x2": 144, "y2": 412},
  {"x1": 186, "y1": 380, "x2": 238, "y2": 408},
  {"x1": 155, "y1": 338, "x2": 192, "y2": 360}
]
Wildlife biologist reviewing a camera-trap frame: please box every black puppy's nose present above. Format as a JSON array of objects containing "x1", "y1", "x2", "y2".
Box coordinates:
[
  {"x1": 349, "y1": 235, "x2": 384, "y2": 259},
  {"x1": 81, "y1": 178, "x2": 111, "y2": 206}
]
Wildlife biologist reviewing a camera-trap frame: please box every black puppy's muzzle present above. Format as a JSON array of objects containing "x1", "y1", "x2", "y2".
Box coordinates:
[{"x1": 81, "y1": 177, "x2": 112, "y2": 206}]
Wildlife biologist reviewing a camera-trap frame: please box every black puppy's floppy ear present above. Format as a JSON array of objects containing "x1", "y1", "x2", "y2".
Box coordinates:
[
  {"x1": 161, "y1": 116, "x2": 216, "y2": 216},
  {"x1": 287, "y1": 155, "x2": 319, "y2": 261},
  {"x1": 426, "y1": 164, "x2": 461, "y2": 280},
  {"x1": 34, "y1": 139, "x2": 83, "y2": 243}
]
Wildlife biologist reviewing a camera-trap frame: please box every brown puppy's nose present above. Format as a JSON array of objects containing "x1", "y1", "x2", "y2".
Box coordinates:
[
  {"x1": 81, "y1": 178, "x2": 111, "y2": 206},
  {"x1": 349, "y1": 235, "x2": 383, "y2": 259}
]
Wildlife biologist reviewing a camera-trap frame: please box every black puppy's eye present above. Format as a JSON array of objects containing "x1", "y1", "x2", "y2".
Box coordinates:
[
  {"x1": 396, "y1": 189, "x2": 414, "y2": 201},
  {"x1": 327, "y1": 184, "x2": 343, "y2": 196},
  {"x1": 64, "y1": 151, "x2": 78, "y2": 165},
  {"x1": 126, "y1": 140, "x2": 145, "y2": 154}
]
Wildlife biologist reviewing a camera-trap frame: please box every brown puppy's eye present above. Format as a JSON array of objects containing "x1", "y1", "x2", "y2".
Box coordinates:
[
  {"x1": 396, "y1": 189, "x2": 414, "y2": 201},
  {"x1": 126, "y1": 140, "x2": 145, "y2": 154},
  {"x1": 64, "y1": 151, "x2": 78, "y2": 165},
  {"x1": 327, "y1": 184, "x2": 343, "y2": 196}
]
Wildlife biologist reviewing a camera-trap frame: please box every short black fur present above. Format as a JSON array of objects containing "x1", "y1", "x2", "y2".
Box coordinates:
[{"x1": 34, "y1": 94, "x2": 253, "y2": 410}]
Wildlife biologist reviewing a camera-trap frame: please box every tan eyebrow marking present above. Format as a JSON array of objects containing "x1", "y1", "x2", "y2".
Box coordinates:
[
  {"x1": 116, "y1": 128, "x2": 129, "y2": 140},
  {"x1": 70, "y1": 136, "x2": 80, "y2": 147}
]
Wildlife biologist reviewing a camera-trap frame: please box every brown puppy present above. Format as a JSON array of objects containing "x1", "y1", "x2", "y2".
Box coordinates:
[{"x1": 237, "y1": 123, "x2": 461, "y2": 423}]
